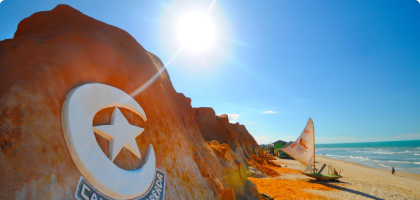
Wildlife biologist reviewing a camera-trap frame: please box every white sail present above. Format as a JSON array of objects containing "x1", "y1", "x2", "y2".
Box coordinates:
[{"x1": 281, "y1": 118, "x2": 314, "y2": 171}]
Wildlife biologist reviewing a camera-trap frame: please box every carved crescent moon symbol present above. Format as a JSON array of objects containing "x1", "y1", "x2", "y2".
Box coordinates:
[{"x1": 61, "y1": 83, "x2": 156, "y2": 199}]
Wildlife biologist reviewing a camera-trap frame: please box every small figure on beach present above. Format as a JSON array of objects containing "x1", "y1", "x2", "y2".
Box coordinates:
[{"x1": 392, "y1": 167, "x2": 395, "y2": 175}]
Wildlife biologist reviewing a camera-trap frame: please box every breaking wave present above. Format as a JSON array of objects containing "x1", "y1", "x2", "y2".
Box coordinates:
[
  {"x1": 379, "y1": 164, "x2": 390, "y2": 168},
  {"x1": 373, "y1": 151, "x2": 394, "y2": 155},
  {"x1": 349, "y1": 155, "x2": 370, "y2": 160},
  {"x1": 389, "y1": 161, "x2": 411, "y2": 164}
]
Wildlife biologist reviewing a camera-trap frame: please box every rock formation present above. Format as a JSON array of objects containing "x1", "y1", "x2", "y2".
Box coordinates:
[
  {"x1": 193, "y1": 107, "x2": 260, "y2": 162},
  {"x1": 0, "y1": 5, "x2": 260, "y2": 199},
  {"x1": 229, "y1": 123, "x2": 259, "y2": 150}
]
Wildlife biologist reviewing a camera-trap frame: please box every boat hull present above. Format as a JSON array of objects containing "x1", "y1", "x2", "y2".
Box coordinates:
[{"x1": 302, "y1": 172, "x2": 343, "y2": 180}]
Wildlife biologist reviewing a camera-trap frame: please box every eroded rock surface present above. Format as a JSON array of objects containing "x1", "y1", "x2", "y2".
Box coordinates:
[
  {"x1": 193, "y1": 107, "x2": 259, "y2": 160},
  {"x1": 0, "y1": 5, "x2": 260, "y2": 200},
  {"x1": 230, "y1": 123, "x2": 259, "y2": 150}
]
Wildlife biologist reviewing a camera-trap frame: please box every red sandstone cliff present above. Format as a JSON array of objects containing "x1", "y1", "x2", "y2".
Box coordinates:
[
  {"x1": 0, "y1": 5, "x2": 260, "y2": 199},
  {"x1": 193, "y1": 107, "x2": 259, "y2": 151},
  {"x1": 193, "y1": 107, "x2": 260, "y2": 162},
  {"x1": 229, "y1": 123, "x2": 259, "y2": 150}
]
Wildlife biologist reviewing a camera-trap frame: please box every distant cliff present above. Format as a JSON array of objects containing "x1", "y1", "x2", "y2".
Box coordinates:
[
  {"x1": 229, "y1": 122, "x2": 259, "y2": 150},
  {"x1": 193, "y1": 107, "x2": 259, "y2": 161}
]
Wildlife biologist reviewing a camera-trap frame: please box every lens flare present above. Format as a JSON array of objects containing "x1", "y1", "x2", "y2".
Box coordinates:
[{"x1": 177, "y1": 12, "x2": 215, "y2": 51}]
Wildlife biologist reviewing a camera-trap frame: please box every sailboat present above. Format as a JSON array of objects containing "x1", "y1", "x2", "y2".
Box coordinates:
[{"x1": 281, "y1": 118, "x2": 342, "y2": 180}]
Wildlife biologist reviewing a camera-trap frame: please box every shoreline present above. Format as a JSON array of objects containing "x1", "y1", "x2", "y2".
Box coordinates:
[
  {"x1": 315, "y1": 153, "x2": 420, "y2": 175},
  {"x1": 315, "y1": 155, "x2": 420, "y2": 180},
  {"x1": 269, "y1": 155, "x2": 420, "y2": 199}
]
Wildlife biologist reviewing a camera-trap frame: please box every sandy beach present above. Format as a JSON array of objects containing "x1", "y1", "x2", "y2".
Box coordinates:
[
  {"x1": 250, "y1": 155, "x2": 420, "y2": 200},
  {"x1": 281, "y1": 155, "x2": 420, "y2": 199}
]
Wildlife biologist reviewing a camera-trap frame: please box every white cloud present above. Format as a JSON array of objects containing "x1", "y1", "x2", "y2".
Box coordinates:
[
  {"x1": 227, "y1": 114, "x2": 240, "y2": 123},
  {"x1": 0, "y1": 0, "x2": 3, "y2": 4},
  {"x1": 262, "y1": 111, "x2": 277, "y2": 114},
  {"x1": 418, "y1": 0, "x2": 420, "y2": 4},
  {"x1": 216, "y1": 113, "x2": 241, "y2": 123},
  {"x1": 316, "y1": 133, "x2": 420, "y2": 144},
  {"x1": 245, "y1": 121, "x2": 254, "y2": 124}
]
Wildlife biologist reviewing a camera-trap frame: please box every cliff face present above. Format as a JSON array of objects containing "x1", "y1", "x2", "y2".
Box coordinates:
[
  {"x1": 230, "y1": 123, "x2": 259, "y2": 150},
  {"x1": 194, "y1": 108, "x2": 237, "y2": 151},
  {"x1": 193, "y1": 107, "x2": 259, "y2": 161},
  {"x1": 0, "y1": 5, "x2": 259, "y2": 200}
]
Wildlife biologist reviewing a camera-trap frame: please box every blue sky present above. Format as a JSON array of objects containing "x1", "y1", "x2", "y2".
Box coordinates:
[{"x1": 1, "y1": 0, "x2": 419, "y2": 144}]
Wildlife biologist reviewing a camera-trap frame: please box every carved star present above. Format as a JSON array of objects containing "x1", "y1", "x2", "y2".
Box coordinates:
[{"x1": 93, "y1": 107, "x2": 143, "y2": 161}]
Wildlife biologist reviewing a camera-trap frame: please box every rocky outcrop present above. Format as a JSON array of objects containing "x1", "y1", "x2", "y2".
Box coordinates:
[
  {"x1": 230, "y1": 123, "x2": 259, "y2": 150},
  {"x1": 0, "y1": 5, "x2": 260, "y2": 199},
  {"x1": 193, "y1": 107, "x2": 259, "y2": 160},
  {"x1": 194, "y1": 108, "x2": 238, "y2": 151}
]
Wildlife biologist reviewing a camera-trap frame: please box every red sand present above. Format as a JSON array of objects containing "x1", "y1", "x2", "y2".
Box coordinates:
[
  {"x1": 247, "y1": 153, "x2": 335, "y2": 199},
  {"x1": 247, "y1": 152, "x2": 280, "y2": 177},
  {"x1": 249, "y1": 178, "x2": 333, "y2": 200}
]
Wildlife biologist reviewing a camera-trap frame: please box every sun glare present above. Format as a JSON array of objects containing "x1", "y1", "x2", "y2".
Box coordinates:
[{"x1": 177, "y1": 12, "x2": 215, "y2": 51}]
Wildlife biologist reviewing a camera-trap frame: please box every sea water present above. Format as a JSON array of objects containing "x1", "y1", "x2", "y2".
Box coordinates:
[{"x1": 315, "y1": 140, "x2": 420, "y2": 174}]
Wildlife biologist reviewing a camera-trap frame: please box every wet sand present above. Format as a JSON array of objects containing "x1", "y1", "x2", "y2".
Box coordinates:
[{"x1": 272, "y1": 155, "x2": 420, "y2": 200}]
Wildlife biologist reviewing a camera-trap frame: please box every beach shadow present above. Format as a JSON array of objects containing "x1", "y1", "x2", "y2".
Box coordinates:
[
  {"x1": 278, "y1": 157, "x2": 295, "y2": 160},
  {"x1": 308, "y1": 179, "x2": 349, "y2": 185},
  {"x1": 308, "y1": 180, "x2": 384, "y2": 200}
]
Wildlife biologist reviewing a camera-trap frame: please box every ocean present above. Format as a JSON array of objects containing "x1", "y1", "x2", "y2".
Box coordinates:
[{"x1": 315, "y1": 140, "x2": 420, "y2": 174}]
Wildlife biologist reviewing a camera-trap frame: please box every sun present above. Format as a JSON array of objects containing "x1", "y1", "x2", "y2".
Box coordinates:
[{"x1": 177, "y1": 12, "x2": 215, "y2": 51}]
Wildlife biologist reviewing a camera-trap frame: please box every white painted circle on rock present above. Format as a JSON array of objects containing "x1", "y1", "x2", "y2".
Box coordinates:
[{"x1": 61, "y1": 83, "x2": 156, "y2": 199}]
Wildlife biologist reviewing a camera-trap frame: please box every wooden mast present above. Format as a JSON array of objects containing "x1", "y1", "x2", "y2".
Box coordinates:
[{"x1": 313, "y1": 119, "x2": 315, "y2": 172}]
